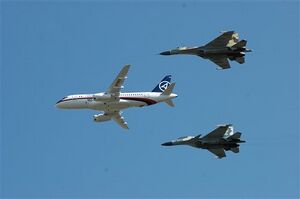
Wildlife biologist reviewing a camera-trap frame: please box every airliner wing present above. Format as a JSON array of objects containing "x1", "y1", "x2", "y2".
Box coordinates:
[
  {"x1": 202, "y1": 125, "x2": 230, "y2": 139},
  {"x1": 204, "y1": 31, "x2": 235, "y2": 48},
  {"x1": 208, "y1": 148, "x2": 226, "y2": 159},
  {"x1": 112, "y1": 111, "x2": 129, "y2": 129},
  {"x1": 107, "y1": 64, "x2": 130, "y2": 97},
  {"x1": 208, "y1": 55, "x2": 230, "y2": 69}
]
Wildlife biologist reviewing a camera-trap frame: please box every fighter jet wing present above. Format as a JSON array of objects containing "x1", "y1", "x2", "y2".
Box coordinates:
[
  {"x1": 202, "y1": 125, "x2": 231, "y2": 139},
  {"x1": 107, "y1": 64, "x2": 130, "y2": 97},
  {"x1": 208, "y1": 148, "x2": 226, "y2": 159},
  {"x1": 207, "y1": 55, "x2": 230, "y2": 69},
  {"x1": 204, "y1": 31, "x2": 235, "y2": 48},
  {"x1": 112, "y1": 111, "x2": 129, "y2": 129}
]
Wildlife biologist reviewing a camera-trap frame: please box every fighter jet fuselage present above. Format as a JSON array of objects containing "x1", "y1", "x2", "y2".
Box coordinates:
[
  {"x1": 161, "y1": 45, "x2": 251, "y2": 58},
  {"x1": 191, "y1": 138, "x2": 245, "y2": 151},
  {"x1": 162, "y1": 136, "x2": 244, "y2": 148}
]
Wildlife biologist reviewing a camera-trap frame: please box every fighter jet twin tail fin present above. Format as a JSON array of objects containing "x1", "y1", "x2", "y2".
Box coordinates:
[
  {"x1": 231, "y1": 39, "x2": 247, "y2": 49},
  {"x1": 227, "y1": 132, "x2": 241, "y2": 140}
]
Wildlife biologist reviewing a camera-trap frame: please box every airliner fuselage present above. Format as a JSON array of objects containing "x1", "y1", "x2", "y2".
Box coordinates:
[{"x1": 56, "y1": 92, "x2": 177, "y2": 112}]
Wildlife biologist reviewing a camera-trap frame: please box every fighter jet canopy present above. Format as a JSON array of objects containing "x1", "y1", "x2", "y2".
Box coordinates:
[{"x1": 176, "y1": 136, "x2": 194, "y2": 141}]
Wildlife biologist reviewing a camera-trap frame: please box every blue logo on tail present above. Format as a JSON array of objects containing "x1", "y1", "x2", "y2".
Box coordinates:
[
  {"x1": 152, "y1": 75, "x2": 172, "y2": 92},
  {"x1": 159, "y1": 81, "x2": 170, "y2": 91}
]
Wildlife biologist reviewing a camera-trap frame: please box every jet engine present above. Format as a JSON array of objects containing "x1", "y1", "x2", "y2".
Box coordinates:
[
  {"x1": 93, "y1": 113, "x2": 111, "y2": 122},
  {"x1": 93, "y1": 93, "x2": 116, "y2": 101}
]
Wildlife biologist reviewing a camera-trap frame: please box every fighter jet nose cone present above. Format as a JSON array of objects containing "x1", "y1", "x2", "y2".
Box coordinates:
[
  {"x1": 161, "y1": 142, "x2": 173, "y2": 146},
  {"x1": 160, "y1": 51, "x2": 171, "y2": 55}
]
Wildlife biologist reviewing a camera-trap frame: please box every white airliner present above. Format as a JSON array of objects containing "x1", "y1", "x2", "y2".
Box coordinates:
[{"x1": 55, "y1": 65, "x2": 177, "y2": 129}]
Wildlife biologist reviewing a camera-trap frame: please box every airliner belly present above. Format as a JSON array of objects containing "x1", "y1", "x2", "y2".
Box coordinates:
[{"x1": 90, "y1": 99, "x2": 146, "y2": 111}]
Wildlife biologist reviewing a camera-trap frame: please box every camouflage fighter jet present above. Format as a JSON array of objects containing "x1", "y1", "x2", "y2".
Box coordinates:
[
  {"x1": 161, "y1": 124, "x2": 245, "y2": 159},
  {"x1": 160, "y1": 31, "x2": 251, "y2": 69}
]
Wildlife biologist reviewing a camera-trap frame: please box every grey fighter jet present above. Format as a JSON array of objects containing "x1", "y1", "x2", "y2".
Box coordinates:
[
  {"x1": 161, "y1": 124, "x2": 245, "y2": 159},
  {"x1": 160, "y1": 31, "x2": 251, "y2": 69}
]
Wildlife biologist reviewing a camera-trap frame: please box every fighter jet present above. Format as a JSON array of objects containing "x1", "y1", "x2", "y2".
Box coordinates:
[
  {"x1": 161, "y1": 124, "x2": 245, "y2": 159},
  {"x1": 160, "y1": 31, "x2": 251, "y2": 69}
]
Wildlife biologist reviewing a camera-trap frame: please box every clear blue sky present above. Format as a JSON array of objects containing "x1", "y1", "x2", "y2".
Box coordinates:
[{"x1": 1, "y1": 1, "x2": 299, "y2": 198}]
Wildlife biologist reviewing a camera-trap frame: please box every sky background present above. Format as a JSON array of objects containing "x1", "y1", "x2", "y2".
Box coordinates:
[{"x1": 1, "y1": 1, "x2": 299, "y2": 198}]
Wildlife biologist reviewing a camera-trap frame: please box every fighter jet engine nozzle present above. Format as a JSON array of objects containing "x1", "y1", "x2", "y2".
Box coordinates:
[
  {"x1": 93, "y1": 93, "x2": 115, "y2": 101},
  {"x1": 160, "y1": 51, "x2": 171, "y2": 55},
  {"x1": 161, "y1": 142, "x2": 173, "y2": 146},
  {"x1": 93, "y1": 114, "x2": 111, "y2": 122}
]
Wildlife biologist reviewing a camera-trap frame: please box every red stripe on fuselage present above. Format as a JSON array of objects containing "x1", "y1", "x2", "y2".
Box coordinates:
[
  {"x1": 119, "y1": 97, "x2": 157, "y2": 105},
  {"x1": 57, "y1": 96, "x2": 157, "y2": 105},
  {"x1": 56, "y1": 97, "x2": 94, "y2": 104}
]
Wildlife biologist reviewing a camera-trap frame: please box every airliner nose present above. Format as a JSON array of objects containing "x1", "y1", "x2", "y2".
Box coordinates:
[
  {"x1": 55, "y1": 100, "x2": 63, "y2": 108},
  {"x1": 160, "y1": 51, "x2": 171, "y2": 55},
  {"x1": 161, "y1": 142, "x2": 173, "y2": 146}
]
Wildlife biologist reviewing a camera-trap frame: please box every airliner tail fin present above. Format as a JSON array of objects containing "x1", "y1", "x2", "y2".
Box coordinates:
[{"x1": 152, "y1": 75, "x2": 172, "y2": 92}]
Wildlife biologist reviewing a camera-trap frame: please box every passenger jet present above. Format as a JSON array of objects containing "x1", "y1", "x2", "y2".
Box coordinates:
[{"x1": 55, "y1": 65, "x2": 177, "y2": 129}]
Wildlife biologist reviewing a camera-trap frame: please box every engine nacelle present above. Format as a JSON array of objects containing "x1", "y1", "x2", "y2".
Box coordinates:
[
  {"x1": 93, "y1": 114, "x2": 111, "y2": 122},
  {"x1": 93, "y1": 93, "x2": 114, "y2": 101}
]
